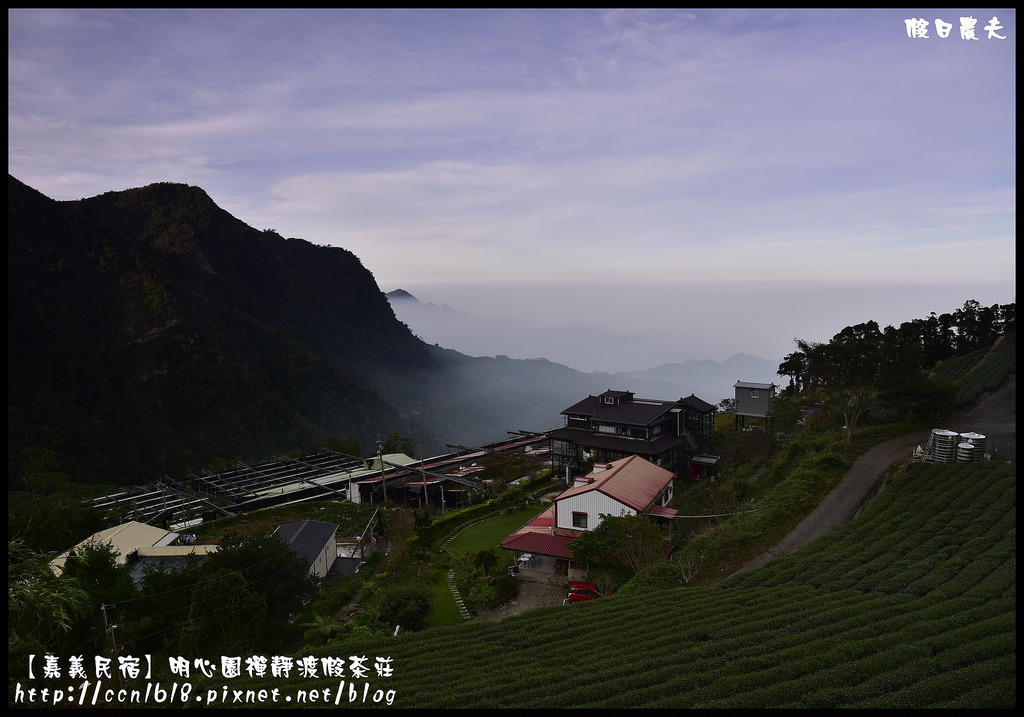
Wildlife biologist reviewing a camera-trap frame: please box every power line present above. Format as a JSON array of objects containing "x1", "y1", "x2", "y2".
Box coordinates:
[{"x1": 672, "y1": 509, "x2": 760, "y2": 518}]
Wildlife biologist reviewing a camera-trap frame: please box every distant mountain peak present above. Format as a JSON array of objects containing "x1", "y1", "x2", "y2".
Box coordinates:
[
  {"x1": 724, "y1": 352, "x2": 767, "y2": 363},
  {"x1": 386, "y1": 289, "x2": 419, "y2": 303}
]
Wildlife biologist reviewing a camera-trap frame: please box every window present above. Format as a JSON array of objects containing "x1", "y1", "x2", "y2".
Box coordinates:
[
  {"x1": 572, "y1": 512, "x2": 588, "y2": 529},
  {"x1": 604, "y1": 396, "x2": 615, "y2": 404},
  {"x1": 751, "y1": 390, "x2": 760, "y2": 399}
]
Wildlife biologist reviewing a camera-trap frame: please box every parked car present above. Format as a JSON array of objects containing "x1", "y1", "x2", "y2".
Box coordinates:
[{"x1": 563, "y1": 582, "x2": 603, "y2": 605}]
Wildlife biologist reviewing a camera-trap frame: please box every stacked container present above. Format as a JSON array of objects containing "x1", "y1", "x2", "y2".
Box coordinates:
[
  {"x1": 929, "y1": 429, "x2": 960, "y2": 463},
  {"x1": 957, "y1": 432, "x2": 986, "y2": 462}
]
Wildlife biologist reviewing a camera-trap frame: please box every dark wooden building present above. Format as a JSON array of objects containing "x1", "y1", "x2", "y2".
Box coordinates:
[{"x1": 547, "y1": 389, "x2": 716, "y2": 480}]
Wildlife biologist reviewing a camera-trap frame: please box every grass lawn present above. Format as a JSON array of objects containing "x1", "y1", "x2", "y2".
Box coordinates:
[
  {"x1": 422, "y1": 568, "x2": 465, "y2": 629},
  {"x1": 446, "y1": 503, "x2": 548, "y2": 561},
  {"x1": 422, "y1": 503, "x2": 551, "y2": 628}
]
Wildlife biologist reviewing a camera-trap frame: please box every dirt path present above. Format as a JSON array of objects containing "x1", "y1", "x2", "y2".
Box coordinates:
[
  {"x1": 739, "y1": 380, "x2": 1015, "y2": 573},
  {"x1": 478, "y1": 580, "x2": 568, "y2": 621}
]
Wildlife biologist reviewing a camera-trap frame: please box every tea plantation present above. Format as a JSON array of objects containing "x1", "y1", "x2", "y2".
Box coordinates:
[
  {"x1": 931, "y1": 332, "x2": 1015, "y2": 405},
  {"x1": 204, "y1": 460, "x2": 1014, "y2": 708}
]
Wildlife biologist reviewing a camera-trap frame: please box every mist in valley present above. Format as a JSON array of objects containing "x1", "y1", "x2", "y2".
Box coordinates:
[{"x1": 383, "y1": 278, "x2": 1015, "y2": 450}]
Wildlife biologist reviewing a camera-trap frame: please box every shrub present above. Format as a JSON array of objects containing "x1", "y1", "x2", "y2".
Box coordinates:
[{"x1": 374, "y1": 582, "x2": 434, "y2": 632}]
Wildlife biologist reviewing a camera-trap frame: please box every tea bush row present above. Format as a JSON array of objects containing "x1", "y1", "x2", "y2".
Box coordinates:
[{"x1": 209, "y1": 462, "x2": 1013, "y2": 708}]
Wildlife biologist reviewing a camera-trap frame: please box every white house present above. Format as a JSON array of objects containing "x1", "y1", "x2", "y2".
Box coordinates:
[
  {"x1": 273, "y1": 519, "x2": 339, "y2": 579},
  {"x1": 553, "y1": 455, "x2": 677, "y2": 534},
  {"x1": 501, "y1": 455, "x2": 677, "y2": 577}
]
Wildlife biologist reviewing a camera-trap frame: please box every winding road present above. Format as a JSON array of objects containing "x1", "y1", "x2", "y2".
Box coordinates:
[
  {"x1": 483, "y1": 381, "x2": 1015, "y2": 617},
  {"x1": 739, "y1": 380, "x2": 1015, "y2": 573}
]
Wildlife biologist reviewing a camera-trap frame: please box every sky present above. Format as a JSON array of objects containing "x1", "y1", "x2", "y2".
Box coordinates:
[{"x1": 8, "y1": 9, "x2": 1016, "y2": 372}]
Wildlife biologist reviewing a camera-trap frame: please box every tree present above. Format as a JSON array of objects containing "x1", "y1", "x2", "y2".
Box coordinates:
[
  {"x1": 467, "y1": 583, "x2": 499, "y2": 610},
  {"x1": 820, "y1": 385, "x2": 880, "y2": 445},
  {"x1": 586, "y1": 566, "x2": 629, "y2": 597},
  {"x1": 373, "y1": 583, "x2": 433, "y2": 631},
  {"x1": 568, "y1": 514, "x2": 668, "y2": 573},
  {"x1": 10, "y1": 449, "x2": 108, "y2": 553},
  {"x1": 778, "y1": 301, "x2": 1015, "y2": 442},
  {"x1": 58, "y1": 540, "x2": 140, "y2": 656},
  {"x1": 380, "y1": 431, "x2": 416, "y2": 457},
  {"x1": 615, "y1": 514, "x2": 670, "y2": 573},
  {"x1": 778, "y1": 346, "x2": 809, "y2": 392},
  {"x1": 201, "y1": 532, "x2": 316, "y2": 620},
  {"x1": 179, "y1": 568, "x2": 267, "y2": 657},
  {"x1": 474, "y1": 548, "x2": 498, "y2": 576},
  {"x1": 567, "y1": 517, "x2": 619, "y2": 567},
  {"x1": 884, "y1": 374, "x2": 957, "y2": 423},
  {"x1": 765, "y1": 390, "x2": 803, "y2": 434},
  {"x1": 381, "y1": 508, "x2": 415, "y2": 578},
  {"x1": 299, "y1": 613, "x2": 348, "y2": 641},
  {"x1": 828, "y1": 321, "x2": 883, "y2": 385},
  {"x1": 673, "y1": 553, "x2": 704, "y2": 584},
  {"x1": 453, "y1": 550, "x2": 476, "y2": 591},
  {"x1": 479, "y1": 452, "x2": 535, "y2": 494},
  {"x1": 130, "y1": 554, "x2": 206, "y2": 656},
  {"x1": 467, "y1": 485, "x2": 491, "y2": 505},
  {"x1": 319, "y1": 435, "x2": 362, "y2": 457},
  {"x1": 9, "y1": 539, "x2": 89, "y2": 665}
]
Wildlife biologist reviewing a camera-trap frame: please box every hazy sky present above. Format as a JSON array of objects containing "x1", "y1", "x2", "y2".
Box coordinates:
[{"x1": 9, "y1": 9, "x2": 1015, "y2": 370}]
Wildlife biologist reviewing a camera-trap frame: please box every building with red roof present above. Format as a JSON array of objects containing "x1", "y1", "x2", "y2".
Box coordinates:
[{"x1": 500, "y1": 454, "x2": 677, "y2": 579}]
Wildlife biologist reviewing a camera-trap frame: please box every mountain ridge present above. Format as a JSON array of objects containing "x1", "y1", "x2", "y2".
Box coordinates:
[
  {"x1": 11, "y1": 176, "x2": 729, "y2": 488},
  {"x1": 9, "y1": 175, "x2": 430, "y2": 485},
  {"x1": 387, "y1": 287, "x2": 781, "y2": 402}
]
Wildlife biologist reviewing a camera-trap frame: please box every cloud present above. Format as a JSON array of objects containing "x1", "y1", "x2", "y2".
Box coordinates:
[{"x1": 8, "y1": 8, "x2": 1015, "y2": 349}]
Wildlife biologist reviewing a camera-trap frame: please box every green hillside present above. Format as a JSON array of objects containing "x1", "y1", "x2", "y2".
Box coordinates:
[
  {"x1": 188, "y1": 460, "x2": 1013, "y2": 709},
  {"x1": 930, "y1": 332, "x2": 1016, "y2": 405},
  {"x1": 8, "y1": 175, "x2": 653, "y2": 491}
]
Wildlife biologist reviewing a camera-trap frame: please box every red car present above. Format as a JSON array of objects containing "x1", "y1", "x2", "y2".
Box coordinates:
[{"x1": 563, "y1": 582, "x2": 603, "y2": 604}]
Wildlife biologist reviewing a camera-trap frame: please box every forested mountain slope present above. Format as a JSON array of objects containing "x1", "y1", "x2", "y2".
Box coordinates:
[
  {"x1": 9, "y1": 176, "x2": 437, "y2": 485},
  {"x1": 8, "y1": 176, "x2": 634, "y2": 488}
]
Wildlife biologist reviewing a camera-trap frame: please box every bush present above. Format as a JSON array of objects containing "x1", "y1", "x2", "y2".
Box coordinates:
[
  {"x1": 616, "y1": 562, "x2": 684, "y2": 596},
  {"x1": 493, "y1": 574, "x2": 518, "y2": 603},
  {"x1": 374, "y1": 582, "x2": 434, "y2": 632},
  {"x1": 468, "y1": 583, "x2": 499, "y2": 607}
]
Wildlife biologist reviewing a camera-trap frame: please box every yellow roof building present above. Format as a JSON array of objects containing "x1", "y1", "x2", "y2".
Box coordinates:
[{"x1": 50, "y1": 520, "x2": 178, "y2": 574}]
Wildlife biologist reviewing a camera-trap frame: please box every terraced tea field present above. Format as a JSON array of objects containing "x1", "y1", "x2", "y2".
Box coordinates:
[
  {"x1": 931, "y1": 333, "x2": 1015, "y2": 404},
  {"x1": 214, "y1": 460, "x2": 1013, "y2": 708}
]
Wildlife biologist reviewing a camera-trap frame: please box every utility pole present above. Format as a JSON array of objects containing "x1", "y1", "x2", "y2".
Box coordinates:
[
  {"x1": 374, "y1": 439, "x2": 384, "y2": 504},
  {"x1": 101, "y1": 603, "x2": 121, "y2": 688}
]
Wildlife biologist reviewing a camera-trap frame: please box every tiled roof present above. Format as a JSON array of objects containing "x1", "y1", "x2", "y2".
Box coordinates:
[
  {"x1": 403, "y1": 478, "x2": 444, "y2": 486},
  {"x1": 499, "y1": 505, "x2": 578, "y2": 559},
  {"x1": 504, "y1": 504, "x2": 555, "y2": 535},
  {"x1": 734, "y1": 381, "x2": 777, "y2": 390},
  {"x1": 274, "y1": 519, "x2": 339, "y2": 566},
  {"x1": 135, "y1": 544, "x2": 219, "y2": 557},
  {"x1": 561, "y1": 395, "x2": 678, "y2": 426},
  {"x1": 556, "y1": 455, "x2": 674, "y2": 513},
  {"x1": 51, "y1": 521, "x2": 178, "y2": 574},
  {"x1": 678, "y1": 393, "x2": 715, "y2": 412},
  {"x1": 499, "y1": 531, "x2": 575, "y2": 559},
  {"x1": 648, "y1": 505, "x2": 678, "y2": 519},
  {"x1": 691, "y1": 454, "x2": 721, "y2": 465},
  {"x1": 547, "y1": 427, "x2": 682, "y2": 456}
]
